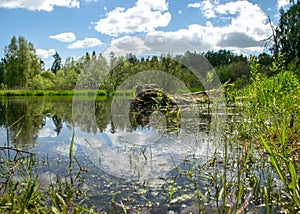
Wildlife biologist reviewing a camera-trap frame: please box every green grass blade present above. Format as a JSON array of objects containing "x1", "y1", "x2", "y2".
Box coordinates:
[
  {"x1": 280, "y1": 124, "x2": 286, "y2": 147},
  {"x1": 288, "y1": 161, "x2": 300, "y2": 206},
  {"x1": 69, "y1": 131, "x2": 75, "y2": 169},
  {"x1": 261, "y1": 137, "x2": 286, "y2": 184}
]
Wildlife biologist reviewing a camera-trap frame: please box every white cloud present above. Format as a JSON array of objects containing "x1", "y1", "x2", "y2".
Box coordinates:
[
  {"x1": 277, "y1": 0, "x2": 290, "y2": 9},
  {"x1": 49, "y1": 32, "x2": 76, "y2": 43},
  {"x1": 188, "y1": 2, "x2": 201, "y2": 8},
  {"x1": 103, "y1": 36, "x2": 150, "y2": 58},
  {"x1": 36, "y1": 49, "x2": 56, "y2": 69},
  {"x1": 103, "y1": 1, "x2": 271, "y2": 56},
  {"x1": 0, "y1": 0, "x2": 79, "y2": 11},
  {"x1": 188, "y1": 1, "x2": 215, "y2": 18},
  {"x1": 38, "y1": 128, "x2": 57, "y2": 138},
  {"x1": 136, "y1": 0, "x2": 169, "y2": 11},
  {"x1": 36, "y1": 48, "x2": 56, "y2": 59},
  {"x1": 200, "y1": 0, "x2": 215, "y2": 18},
  {"x1": 94, "y1": 0, "x2": 171, "y2": 36},
  {"x1": 67, "y1": 38, "x2": 103, "y2": 49},
  {"x1": 214, "y1": 1, "x2": 270, "y2": 42},
  {"x1": 145, "y1": 27, "x2": 213, "y2": 53}
]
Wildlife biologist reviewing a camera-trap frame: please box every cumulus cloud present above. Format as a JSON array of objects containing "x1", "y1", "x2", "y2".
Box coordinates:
[
  {"x1": 36, "y1": 48, "x2": 56, "y2": 59},
  {"x1": 144, "y1": 27, "x2": 212, "y2": 53},
  {"x1": 188, "y1": 2, "x2": 201, "y2": 8},
  {"x1": 217, "y1": 32, "x2": 262, "y2": 48},
  {"x1": 200, "y1": 0, "x2": 216, "y2": 18},
  {"x1": 214, "y1": 1, "x2": 270, "y2": 42},
  {"x1": 188, "y1": 1, "x2": 215, "y2": 18},
  {"x1": 103, "y1": 0, "x2": 270, "y2": 56},
  {"x1": 49, "y1": 32, "x2": 76, "y2": 43},
  {"x1": 184, "y1": 0, "x2": 270, "y2": 52},
  {"x1": 277, "y1": 0, "x2": 290, "y2": 9},
  {"x1": 94, "y1": 0, "x2": 171, "y2": 36},
  {"x1": 67, "y1": 38, "x2": 103, "y2": 49},
  {"x1": 103, "y1": 36, "x2": 149, "y2": 58},
  {"x1": 136, "y1": 0, "x2": 169, "y2": 11},
  {"x1": 0, "y1": 0, "x2": 79, "y2": 11}
]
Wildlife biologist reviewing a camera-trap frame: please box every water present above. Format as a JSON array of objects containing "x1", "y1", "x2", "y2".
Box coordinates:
[{"x1": 0, "y1": 96, "x2": 223, "y2": 212}]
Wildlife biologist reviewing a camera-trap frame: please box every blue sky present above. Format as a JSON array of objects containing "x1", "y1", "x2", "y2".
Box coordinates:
[{"x1": 0, "y1": 0, "x2": 291, "y2": 68}]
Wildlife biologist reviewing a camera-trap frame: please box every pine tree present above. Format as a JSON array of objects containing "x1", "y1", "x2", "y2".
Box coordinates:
[{"x1": 51, "y1": 52, "x2": 62, "y2": 74}]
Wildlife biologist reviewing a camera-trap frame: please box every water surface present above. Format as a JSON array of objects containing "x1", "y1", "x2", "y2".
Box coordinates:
[{"x1": 0, "y1": 96, "x2": 219, "y2": 212}]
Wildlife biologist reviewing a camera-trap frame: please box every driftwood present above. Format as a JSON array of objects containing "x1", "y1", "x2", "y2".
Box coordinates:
[
  {"x1": 129, "y1": 84, "x2": 209, "y2": 128},
  {"x1": 133, "y1": 84, "x2": 209, "y2": 109}
]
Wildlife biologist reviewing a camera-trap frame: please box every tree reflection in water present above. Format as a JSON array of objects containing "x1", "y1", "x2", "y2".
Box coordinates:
[{"x1": 0, "y1": 96, "x2": 212, "y2": 181}]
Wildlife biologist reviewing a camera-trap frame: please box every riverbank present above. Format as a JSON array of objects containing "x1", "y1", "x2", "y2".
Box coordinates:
[
  {"x1": 0, "y1": 88, "x2": 203, "y2": 97},
  {"x1": 0, "y1": 89, "x2": 111, "y2": 97}
]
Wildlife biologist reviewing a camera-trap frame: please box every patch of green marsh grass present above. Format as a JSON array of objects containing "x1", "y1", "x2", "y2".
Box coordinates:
[
  {"x1": 241, "y1": 55, "x2": 299, "y2": 144},
  {"x1": 0, "y1": 89, "x2": 109, "y2": 97},
  {"x1": 0, "y1": 148, "x2": 46, "y2": 213},
  {"x1": 233, "y1": 53, "x2": 300, "y2": 212},
  {"x1": 261, "y1": 125, "x2": 300, "y2": 211},
  {"x1": 48, "y1": 132, "x2": 95, "y2": 214},
  {"x1": 0, "y1": 129, "x2": 95, "y2": 213}
]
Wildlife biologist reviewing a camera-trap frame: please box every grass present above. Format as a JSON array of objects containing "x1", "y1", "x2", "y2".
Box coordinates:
[
  {"x1": 0, "y1": 107, "x2": 95, "y2": 213},
  {"x1": 0, "y1": 89, "x2": 110, "y2": 97},
  {"x1": 223, "y1": 55, "x2": 300, "y2": 212},
  {"x1": 0, "y1": 138, "x2": 96, "y2": 213},
  {"x1": 0, "y1": 88, "x2": 205, "y2": 97}
]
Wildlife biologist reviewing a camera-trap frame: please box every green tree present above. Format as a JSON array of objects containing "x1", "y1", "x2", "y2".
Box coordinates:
[
  {"x1": 109, "y1": 56, "x2": 129, "y2": 90},
  {"x1": 28, "y1": 74, "x2": 54, "y2": 89},
  {"x1": 51, "y1": 51, "x2": 62, "y2": 74},
  {"x1": 257, "y1": 53, "x2": 273, "y2": 76},
  {"x1": 28, "y1": 42, "x2": 42, "y2": 77},
  {"x1": 77, "y1": 55, "x2": 109, "y2": 89},
  {"x1": 0, "y1": 58, "x2": 5, "y2": 85},
  {"x1": 3, "y1": 36, "x2": 41, "y2": 88},
  {"x1": 273, "y1": 1, "x2": 300, "y2": 66}
]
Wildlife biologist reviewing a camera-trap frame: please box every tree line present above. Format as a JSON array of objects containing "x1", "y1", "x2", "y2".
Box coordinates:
[
  {"x1": 0, "y1": 40, "x2": 277, "y2": 91},
  {"x1": 0, "y1": 1, "x2": 298, "y2": 91}
]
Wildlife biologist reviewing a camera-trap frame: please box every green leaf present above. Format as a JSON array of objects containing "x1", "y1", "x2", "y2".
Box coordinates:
[
  {"x1": 288, "y1": 161, "x2": 300, "y2": 206},
  {"x1": 51, "y1": 206, "x2": 61, "y2": 214},
  {"x1": 69, "y1": 131, "x2": 75, "y2": 169},
  {"x1": 280, "y1": 124, "x2": 286, "y2": 148},
  {"x1": 261, "y1": 137, "x2": 285, "y2": 184}
]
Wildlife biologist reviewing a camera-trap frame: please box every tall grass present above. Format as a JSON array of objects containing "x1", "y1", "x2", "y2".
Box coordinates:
[{"x1": 228, "y1": 54, "x2": 300, "y2": 212}]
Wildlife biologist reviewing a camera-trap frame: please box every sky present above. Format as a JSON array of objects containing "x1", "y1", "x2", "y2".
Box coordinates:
[{"x1": 0, "y1": 0, "x2": 291, "y2": 68}]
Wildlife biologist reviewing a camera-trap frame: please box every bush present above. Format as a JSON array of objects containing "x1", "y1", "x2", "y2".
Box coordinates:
[{"x1": 28, "y1": 75, "x2": 54, "y2": 90}]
